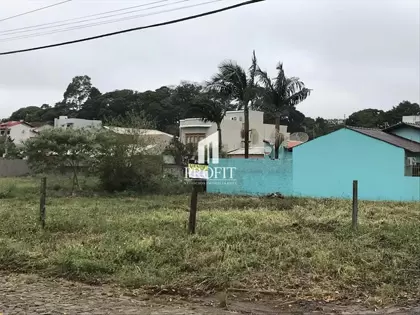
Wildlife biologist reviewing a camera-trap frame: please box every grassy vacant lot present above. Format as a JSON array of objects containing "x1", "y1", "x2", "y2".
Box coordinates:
[{"x1": 0, "y1": 177, "x2": 419, "y2": 304}]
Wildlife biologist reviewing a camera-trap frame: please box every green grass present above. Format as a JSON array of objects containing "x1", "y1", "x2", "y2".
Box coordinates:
[{"x1": 0, "y1": 177, "x2": 419, "y2": 304}]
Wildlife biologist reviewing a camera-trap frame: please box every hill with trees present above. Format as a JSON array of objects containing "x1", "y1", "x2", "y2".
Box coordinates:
[{"x1": 3, "y1": 55, "x2": 419, "y2": 142}]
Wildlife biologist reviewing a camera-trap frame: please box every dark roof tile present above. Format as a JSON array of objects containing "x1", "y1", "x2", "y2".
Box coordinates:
[
  {"x1": 346, "y1": 126, "x2": 420, "y2": 153},
  {"x1": 383, "y1": 122, "x2": 420, "y2": 132}
]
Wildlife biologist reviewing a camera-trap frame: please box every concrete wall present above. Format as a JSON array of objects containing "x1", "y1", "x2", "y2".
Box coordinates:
[
  {"x1": 207, "y1": 152, "x2": 293, "y2": 196},
  {"x1": 388, "y1": 127, "x2": 420, "y2": 143},
  {"x1": 0, "y1": 158, "x2": 30, "y2": 177},
  {"x1": 293, "y1": 128, "x2": 420, "y2": 201}
]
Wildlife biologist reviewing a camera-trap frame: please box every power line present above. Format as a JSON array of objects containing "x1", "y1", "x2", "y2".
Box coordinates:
[
  {"x1": 0, "y1": 0, "x2": 223, "y2": 43},
  {"x1": 0, "y1": 0, "x2": 264, "y2": 56},
  {"x1": 0, "y1": 0, "x2": 171, "y2": 35},
  {"x1": 0, "y1": 0, "x2": 72, "y2": 23},
  {"x1": 0, "y1": 0, "x2": 189, "y2": 38}
]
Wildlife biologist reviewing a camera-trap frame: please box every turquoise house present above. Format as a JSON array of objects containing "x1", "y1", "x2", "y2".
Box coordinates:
[
  {"x1": 383, "y1": 122, "x2": 420, "y2": 143},
  {"x1": 207, "y1": 123, "x2": 420, "y2": 201},
  {"x1": 293, "y1": 125, "x2": 420, "y2": 201},
  {"x1": 207, "y1": 151, "x2": 293, "y2": 196}
]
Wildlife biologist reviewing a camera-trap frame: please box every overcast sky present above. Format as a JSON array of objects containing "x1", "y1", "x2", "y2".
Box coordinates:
[{"x1": 0, "y1": 0, "x2": 419, "y2": 119}]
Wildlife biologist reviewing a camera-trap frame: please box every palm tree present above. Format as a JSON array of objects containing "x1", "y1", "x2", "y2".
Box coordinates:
[
  {"x1": 257, "y1": 63, "x2": 311, "y2": 159},
  {"x1": 188, "y1": 91, "x2": 233, "y2": 153},
  {"x1": 208, "y1": 51, "x2": 259, "y2": 158}
]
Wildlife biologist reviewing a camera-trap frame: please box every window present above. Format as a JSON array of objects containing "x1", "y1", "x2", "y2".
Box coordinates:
[
  {"x1": 185, "y1": 133, "x2": 206, "y2": 144},
  {"x1": 405, "y1": 154, "x2": 420, "y2": 177}
]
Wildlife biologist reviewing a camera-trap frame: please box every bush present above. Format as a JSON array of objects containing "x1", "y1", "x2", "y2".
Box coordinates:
[
  {"x1": 94, "y1": 113, "x2": 165, "y2": 193},
  {"x1": 98, "y1": 152, "x2": 162, "y2": 192},
  {"x1": 147, "y1": 174, "x2": 192, "y2": 195}
]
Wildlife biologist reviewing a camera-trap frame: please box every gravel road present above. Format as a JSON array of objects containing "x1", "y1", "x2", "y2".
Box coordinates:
[{"x1": 1, "y1": 273, "x2": 419, "y2": 315}]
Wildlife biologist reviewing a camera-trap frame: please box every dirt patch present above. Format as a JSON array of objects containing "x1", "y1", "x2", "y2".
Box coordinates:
[{"x1": 1, "y1": 273, "x2": 419, "y2": 315}]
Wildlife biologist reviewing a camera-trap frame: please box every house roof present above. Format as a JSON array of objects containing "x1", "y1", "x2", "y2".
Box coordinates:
[
  {"x1": 180, "y1": 125, "x2": 212, "y2": 128},
  {"x1": 347, "y1": 126, "x2": 420, "y2": 153},
  {"x1": 0, "y1": 121, "x2": 34, "y2": 128},
  {"x1": 28, "y1": 121, "x2": 53, "y2": 128},
  {"x1": 382, "y1": 122, "x2": 420, "y2": 132},
  {"x1": 103, "y1": 126, "x2": 173, "y2": 137},
  {"x1": 285, "y1": 140, "x2": 303, "y2": 149},
  {"x1": 228, "y1": 147, "x2": 265, "y2": 155}
]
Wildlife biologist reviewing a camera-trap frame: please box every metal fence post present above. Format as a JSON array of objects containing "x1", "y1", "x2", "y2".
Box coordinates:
[
  {"x1": 352, "y1": 180, "x2": 358, "y2": 229},
  {"x1": 40, "y1": 177, "x2": 47, "y2": 229}
]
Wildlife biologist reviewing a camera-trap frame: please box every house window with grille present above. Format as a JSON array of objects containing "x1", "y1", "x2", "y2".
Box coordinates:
[
  {"x1": 405, "y1": 153, "x2": 420, "y2": 177},
  {"x1": 185, "y1": 133, "x2": 206, "y2": 144}
]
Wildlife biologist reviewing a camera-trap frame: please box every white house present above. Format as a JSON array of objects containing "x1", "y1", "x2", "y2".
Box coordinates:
[
  {"x1": 0, "y1": 121, "x2": 38, "y2": 146},
  {"x1": 403, "y1": 116, "x2": 420, "y2": 125},
  {"x1": 179, "y1": 110, "x2": 289, "y2": 156},
  {"x1": 54, "y1": 116, "x2": 102, "y2": 130}
]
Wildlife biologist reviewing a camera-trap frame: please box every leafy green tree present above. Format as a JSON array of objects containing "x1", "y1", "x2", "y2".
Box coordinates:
[
  {"x1": 9, "y1": 106, "x2": 43, "y2": 122},
  {"x1": 385, "y1": 101, "x2": 420, "y2": 126},
  {"x1": 187, "y1": 91, "x2": 233, "y2": 152},
  {"x1": 346, "y1": 109, "x2": 386, "y2": 128},
  {"x1": 78, "y1": 89, "x2": 133, "y2": 120},
  {"x1": 23, "y1": 129, "x2": 98, "y2": 192},
  {"x1": 256, "y1": 63, "x2": 311, "y2": 158},
  {"x1": 164, "y1": 137, "x2": 196, "y2": 166},
  {"x1": 264, "y1": 109, "x2": 306, "y2": 133},
  {"x1": 168, "y1": 82, "x2": 203, "y2": 134},
  {"x1": 96, "y1": 113, "x2": 162, "y2": 192},
  {"x1": 63, "y1": 75, "x2": 95, "y2": 111},
  {"x1": 208, "y1": 51, "x2": 259, "y2": 158},
  {"x1": 136, "y1": 87, "x2": 172, "y2": 128},
  {"x1": 0, "y1": 136, "x2": 21, "y2": 158}
]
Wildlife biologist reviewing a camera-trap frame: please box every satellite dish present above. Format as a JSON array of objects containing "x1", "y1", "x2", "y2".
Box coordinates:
[{"x1": 290, "y1": 132, "x2": 309, "y2": 143}]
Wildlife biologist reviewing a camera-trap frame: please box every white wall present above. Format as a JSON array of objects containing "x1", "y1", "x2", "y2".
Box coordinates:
[
  {"x1": 8, "y1": 124, "x2": 37, "y2": 146},
  {"x1": 403, "y1": 116, "x2": 420, "y2": 124},
  {"x1": 179, "y1": 110, "x2": 290, "y2": 153},
  {"x1": 54, "y1": 116, "x2": 102, "y2": 129}
]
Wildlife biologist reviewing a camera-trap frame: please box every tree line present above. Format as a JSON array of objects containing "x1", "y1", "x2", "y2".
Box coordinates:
[{"x1": 3, "y1": 51, "x2": 419, "y2": 157}]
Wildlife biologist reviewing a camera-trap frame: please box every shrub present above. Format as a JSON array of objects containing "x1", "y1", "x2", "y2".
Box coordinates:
[{"x1": 94, "y1": 113, "x2": 165, "y2": 193}]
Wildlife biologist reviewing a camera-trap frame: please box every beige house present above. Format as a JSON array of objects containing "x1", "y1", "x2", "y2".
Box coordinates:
[{"x1": 179, "y1": 110, "x2": 289, "y2": 156}]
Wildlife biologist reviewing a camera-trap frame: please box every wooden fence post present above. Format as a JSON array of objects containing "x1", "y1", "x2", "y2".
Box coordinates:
[
  {"x1": 188, "y1": 182, "x2": 199, "y2": 234},
  {"x1": 352, "y1": 180, "x2": 358, "y2": 229},
  {"x1": 40, "y1": 177, "x2": 47, "y2": 229}
]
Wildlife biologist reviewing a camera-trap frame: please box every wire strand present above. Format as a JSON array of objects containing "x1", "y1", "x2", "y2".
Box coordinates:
[
  {"x1": 0, "y1": 0, "x2": 222, "y2": 42},
  {"x1": 0, "y1": 0, "x2": 171, "y2": 35},
  {"x1": 0, "y1": 0, "x2": 264, "y2": 55},
  {"x1": 0, "y1": 0, "x2": 190, "y2": 37},
  {"x1": 0, "y1": 0, "x2": 72, "y2": 23}
]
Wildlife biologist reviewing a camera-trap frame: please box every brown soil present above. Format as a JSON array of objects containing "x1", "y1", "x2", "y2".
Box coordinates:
[{"x1": 0, "y1": 273, "x2": 419, "y2": 315}]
